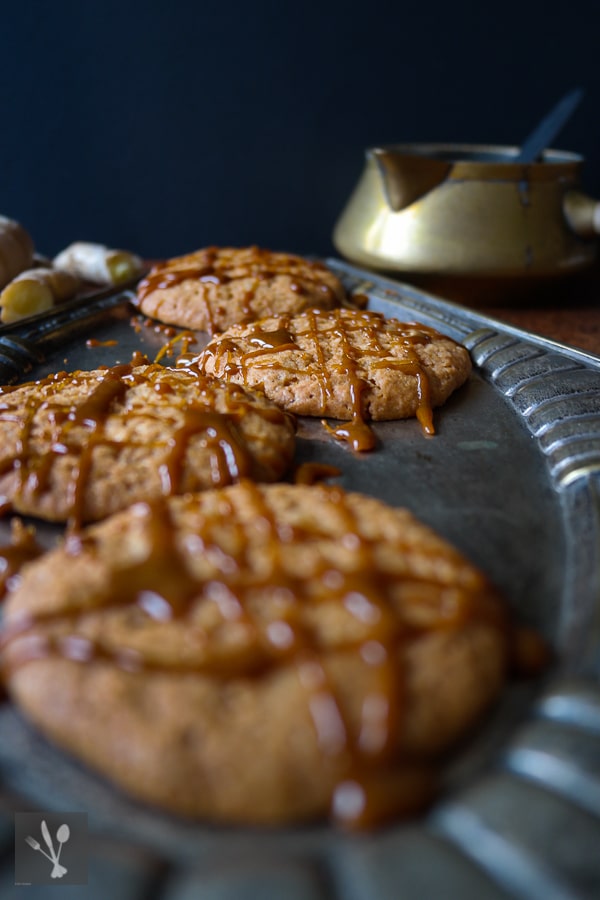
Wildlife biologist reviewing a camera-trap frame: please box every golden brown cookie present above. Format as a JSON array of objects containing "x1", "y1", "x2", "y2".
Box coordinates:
[
  {"x1": 135, "y1": 246, "x2": 347, "y2": 334},
  {"x1": 0, "y1": 363, "x2": 295, "y2": 526},
  {"x1": 2, "y1": 481, "x2": 510, "y2": 828},
  {"x1": 195, "y1": 308, "x2": 472, "y2": 448}
]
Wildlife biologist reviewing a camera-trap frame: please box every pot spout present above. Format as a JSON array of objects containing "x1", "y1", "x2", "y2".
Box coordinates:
[{"x1": 373, "y1": 148, "x2": 452, "y2": 212}]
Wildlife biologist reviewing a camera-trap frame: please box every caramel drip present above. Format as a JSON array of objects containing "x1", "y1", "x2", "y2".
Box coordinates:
[
  {"x1": 323, "y1": 417, "x2": 376, "y2": 453},
  {"x1": 154, "y1": 330, "x2": 196, "y2": 364},
  {"x1": 158, "y1": 410, "x2": 251, "y2": 491},
  {"x1": 136, "y1": 246, "x2": 338, "y2": 333},
  {"x1": 86, "y1": 339, "x2": 118, "y2": 348},
  {"x1": 372, "y1": 358, "x2": 434, "y2": 434},
  {"x1": 322, "y1": 309, "x2": 376, "y2": 451},
  {"x1": 200, "y1": 310, "x2": 442, "y2": 451},
  {"x1": 247, "y1": 328, "x2": 297, "y2": 351},
  {"x1": 306, "y1": 309, "x2": 336, "y2": 410},
  {"x1": 294, "y1": 462, "x2": 341, "y2": 485},
  {"x1": 0, "y1": 363, "x2": 288, "y2": 531},
  {"x1": 1, "y1": 481, "x2": 506, "y2": 828}
]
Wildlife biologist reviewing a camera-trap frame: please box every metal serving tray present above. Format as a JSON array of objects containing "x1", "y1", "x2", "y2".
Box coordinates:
[{"x1": 0, "y1": 259, "x2": 599, "y2": 899}]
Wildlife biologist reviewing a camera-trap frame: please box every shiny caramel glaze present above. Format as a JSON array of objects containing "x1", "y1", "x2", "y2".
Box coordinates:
[
  {"x1": 85, "y1": 339, "x2": 118, "y2": 348},
  {"x1": 154, "y1": 329, "x2": 197, "y2": 364},
  {"x1": 0, "y1": 360, "x2": 295, "y2": 530},
  {"x1": 136, "y1": 246, "x2": 346, "y2": 334},
  {"x1": 1, "y1": 481, "x2": 511, "y2": 829},
  {"x1": 194, "y1": 309, "x2": 470, "y2": 451},
  {"x1": 294, "y1": 462, "x2": 342, "y2": 485}
]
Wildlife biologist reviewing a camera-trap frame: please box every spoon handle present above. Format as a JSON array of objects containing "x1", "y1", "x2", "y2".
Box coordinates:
[{"x1": 517, "y1": 87, "x2": 584, "y2": 163}]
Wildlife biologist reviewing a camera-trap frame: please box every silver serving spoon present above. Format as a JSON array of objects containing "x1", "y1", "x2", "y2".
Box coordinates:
[{"x1": 517, "y1": 87, "x2": 584, "y2": 163}]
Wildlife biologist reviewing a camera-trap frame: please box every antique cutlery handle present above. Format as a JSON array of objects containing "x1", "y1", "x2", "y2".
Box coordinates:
[{"x1": 0, "y1": 333, "x2": 43, "y2": 382}]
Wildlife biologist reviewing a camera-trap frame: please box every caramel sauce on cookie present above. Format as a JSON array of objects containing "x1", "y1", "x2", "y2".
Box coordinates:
[
  {"x1": 136, "y1": 246, "x2": 340, "y2": 333},
  {"x1": 199, "y1": 309, "x2": 443, "y2": 452},
  {"x1": 0, "y1": 362, "x2": 291, "y2": 531},
  {"x1": 0, "y1": 480, "x2": 509, "y2": 829}
]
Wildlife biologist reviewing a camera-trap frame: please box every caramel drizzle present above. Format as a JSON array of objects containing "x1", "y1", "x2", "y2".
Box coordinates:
[
  {"x1": 85, "y1": 339, "x2": 118, "y2": 348},
  {"x1": 199, "y1": 309, "x2": 443, "y2": 452},
  {"x1": 1, "y1": 481, "x2": 504, "y2": 828},
  {"x1": 154, "y1": 330, "x2": 196, "y2": 364},
  {"x1": 294, "y1": 462, "x2": 341, "y2": 485},
  {"x1": 136, "y1": 246, "x2": 339, "y2": 333},
  {"x1": 0, "y1": 363, "x2": 287, "y2": 531}
]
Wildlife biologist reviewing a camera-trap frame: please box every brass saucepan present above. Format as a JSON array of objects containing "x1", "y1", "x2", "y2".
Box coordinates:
[{"x1": 332, "y1": 143, "x2": 600, "y2": 302}]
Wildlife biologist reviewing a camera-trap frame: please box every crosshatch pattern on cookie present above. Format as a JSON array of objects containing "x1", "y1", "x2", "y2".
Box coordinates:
[
  {"x1": 136, "y1": 246, "x2": 347, "y2": 334},
  {"x1": 2, "y1": 480, "x2": 510, "y2": 829},
  {"x1": 0, "y1": 362, "x2": 295, "y2": 527},
  {"x1": 194, "y1": 308, "x2": 472, "y2": 450}
]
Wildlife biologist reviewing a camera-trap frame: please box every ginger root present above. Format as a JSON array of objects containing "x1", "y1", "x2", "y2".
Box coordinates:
[
  {"x1": 53, "y1": 241, "x2": 143, "y2": 285},
  {"x1": 0, "y1": 215, "x2": 35, "y2": 290},
  {"x1": 0, "y1": 267, "x2": 81, "y2": 323}
]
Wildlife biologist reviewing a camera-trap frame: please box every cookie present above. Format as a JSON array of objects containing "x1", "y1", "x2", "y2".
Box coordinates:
[
  {"x1": 135, "y1": 246, "x2": 347, "y2": 334},
  {"x1": 195, "y1": 308, "x2": 472, "y2": 447},
  {"x1": 0, "y1": 363, "x2": 295, "y2": 526},
  {"x1": 2, "y1": 481, "x2": 509, "y2": 828}
]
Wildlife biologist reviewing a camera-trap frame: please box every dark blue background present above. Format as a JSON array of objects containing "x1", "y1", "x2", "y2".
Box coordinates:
[{"x1": 1, "y1": 0, "x2": 598, "y2": 261}]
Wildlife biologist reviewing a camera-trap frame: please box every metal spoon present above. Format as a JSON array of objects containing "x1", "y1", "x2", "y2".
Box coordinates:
[
  {"x1": 55, "y1": 823, "x2": 70, "y2": 861},
  {"x1": 517, "y1": 87, "x2": 584, "y2": 163},
  {"x1": 52, "y1": 823, "x2": 70, "y2": 878}
]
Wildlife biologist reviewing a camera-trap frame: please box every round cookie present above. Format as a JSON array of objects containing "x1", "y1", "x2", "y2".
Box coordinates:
[
  {"x1": 195, "y1": 308, "x2": 472, "y2": 438},
  {"x1": 135, "y1": 246, "x2": 347, "y2": 334},
  {"x1": 0, "y1": 363, "x2": 295, "y2": 526},
  {"x1": 2, "y1": 481, "x2": 510, "y2": 828}
]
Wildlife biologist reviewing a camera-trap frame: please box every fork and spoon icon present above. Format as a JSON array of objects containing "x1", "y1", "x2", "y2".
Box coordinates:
[{"x1": 25, "y1": 820, "x2": 70, "y2": 878}]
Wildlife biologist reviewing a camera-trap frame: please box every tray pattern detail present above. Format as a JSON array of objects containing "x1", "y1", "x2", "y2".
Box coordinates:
[{"x1": 464, "y1": 328, "x2": 600, "y2": 489}]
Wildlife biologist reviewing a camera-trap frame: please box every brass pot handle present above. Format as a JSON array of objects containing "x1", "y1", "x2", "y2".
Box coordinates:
[{"x1": 563, "y1": 190, "x2": 600, "y2": 238}]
